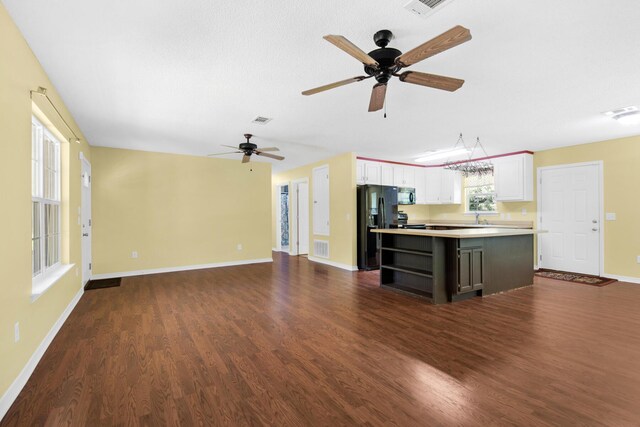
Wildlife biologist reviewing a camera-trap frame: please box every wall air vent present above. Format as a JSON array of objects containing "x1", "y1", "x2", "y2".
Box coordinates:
[
  {"x1": 314, "y1": 240, "x2": 330, "y2": 259},
  {"x1": 404, "y1": 0, "x2": 456, "y2": 18},
  {"x1": 251, "y1": 116, "x2": 273, "y2": 125}
]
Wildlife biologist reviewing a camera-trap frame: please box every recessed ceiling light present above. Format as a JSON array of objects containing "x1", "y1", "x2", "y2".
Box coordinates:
[
  {"x1": 415, "y1": 147, "x2": 470, "y2": 162},
  {"x1": 603, "y1": 106, "x2": 640, "y2": 125}
]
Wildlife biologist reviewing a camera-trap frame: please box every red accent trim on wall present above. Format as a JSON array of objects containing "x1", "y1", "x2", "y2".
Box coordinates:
[{"x1": 356, "y1": 150, "x2": 534, "y2": 168}]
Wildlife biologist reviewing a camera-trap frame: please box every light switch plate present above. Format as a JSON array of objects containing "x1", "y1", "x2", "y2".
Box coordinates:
[{"x1": 606, "y1": 212, "x2": 616, "y2": 221}]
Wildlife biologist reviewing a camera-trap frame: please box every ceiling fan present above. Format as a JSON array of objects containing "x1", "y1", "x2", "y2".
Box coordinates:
[
  {"x1": 302, "y1": 26, "x2": 471, "y2": 112},
  {"x1": 208, "y1": 134, "x2": 284, "y2": 163}
]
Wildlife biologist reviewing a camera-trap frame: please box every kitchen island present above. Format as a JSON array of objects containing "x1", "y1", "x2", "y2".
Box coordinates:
[{"x1": 372, "y1": 228, "x2": 537, "y2": 304}]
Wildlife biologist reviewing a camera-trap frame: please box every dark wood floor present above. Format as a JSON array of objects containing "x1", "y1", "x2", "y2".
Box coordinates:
[{"x1": 3, "y1": 253, "x2": 640, "y2": 426}]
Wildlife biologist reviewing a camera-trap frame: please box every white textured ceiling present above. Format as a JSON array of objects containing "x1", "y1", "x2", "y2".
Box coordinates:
[{"x1": 4, "y1": 0, "x2": 640, "y2": 171}]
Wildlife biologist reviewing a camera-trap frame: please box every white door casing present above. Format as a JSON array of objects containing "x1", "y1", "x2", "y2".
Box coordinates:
[
  {"x1": 80, "y1": 154, "x2": 92, "y2": 285},
  {"x1": 538, "y1": 162, "x2": 602, "y2": 275}
]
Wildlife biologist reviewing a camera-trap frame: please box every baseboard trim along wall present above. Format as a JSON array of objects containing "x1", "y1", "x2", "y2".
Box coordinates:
[
  {"x1": 0, "y1": 288, "x2": 84, "y2": 421},
  {"x1": 91, "y1": 258, "x2": 274, "y2": 280},
  {"x1": 307, "y1": 256, "x2": 358, "y2": 272},
  {"x1": 605, "y1": 274, "x2": 640, "y2": 285}
]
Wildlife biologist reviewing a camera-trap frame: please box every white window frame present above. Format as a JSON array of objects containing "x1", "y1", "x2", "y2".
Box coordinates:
[
  {"x1": 464, "y1": 174, "x2": 499, "y2": 214},
  {"x1": 32, "y1": 116, "x2": 63, "y2": 289}
]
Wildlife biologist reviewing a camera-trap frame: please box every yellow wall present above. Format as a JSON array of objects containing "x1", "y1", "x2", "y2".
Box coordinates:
[
  {"x1": 0, "y1": 3, "x2": 91, "y2": 401},
  {"x1": 273, "y1": 152, "x2": 357, "y2": 268},
  {"x1": 427, "y1": 136, "x2": 640, "y2": 279},
  {"x1": 92, "y1": 147, "x2": 273, "y2": 274}
]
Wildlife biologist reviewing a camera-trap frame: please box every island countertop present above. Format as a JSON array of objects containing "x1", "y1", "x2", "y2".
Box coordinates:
[{"x1": 372, "y1": 227, "x2": 541, "y2": 239}]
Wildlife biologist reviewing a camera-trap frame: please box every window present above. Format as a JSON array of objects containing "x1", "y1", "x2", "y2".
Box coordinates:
[
  {"x1": 465, "y1": 174, "x2": 497, "y2": 213},
  {"x1": 32, "y1": 116, "x2": 61, "y2": 279}
]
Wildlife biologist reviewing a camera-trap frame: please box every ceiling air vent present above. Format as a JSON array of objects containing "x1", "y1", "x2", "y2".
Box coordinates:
[
  {"x1": 404, "y1": 0, "x2": 456, "y2": 18},
  {"x1": 251, "y1": 116, "x2": 273, "y2": 125}
]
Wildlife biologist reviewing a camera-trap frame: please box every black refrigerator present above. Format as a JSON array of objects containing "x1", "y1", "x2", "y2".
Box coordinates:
[{"x1": 357, "y1": 185, "x2": 398, "y2": 270}]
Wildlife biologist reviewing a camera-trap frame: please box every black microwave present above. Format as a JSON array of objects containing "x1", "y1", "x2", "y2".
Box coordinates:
[{"x1": 398, "y1": 187, "x2": 416, "y2": 205}]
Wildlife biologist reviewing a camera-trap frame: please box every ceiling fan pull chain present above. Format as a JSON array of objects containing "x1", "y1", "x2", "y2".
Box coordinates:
[{"x1": 384, "y1": 95, "x2": 387, "y2": 118}]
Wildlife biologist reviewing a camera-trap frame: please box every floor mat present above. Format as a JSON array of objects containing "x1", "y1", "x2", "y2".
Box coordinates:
[
  {"x1": 535, "y1": 269, "x2": 617, "y2": 287},
  {"x1": 84, "y1": 277, "x2": 121, "y2": 290}
]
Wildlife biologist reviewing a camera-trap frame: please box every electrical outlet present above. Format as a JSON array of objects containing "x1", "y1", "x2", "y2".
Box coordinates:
[
  {"x1": 506, "y1": 213, "x2": 512, "y2": 220},
  {"x1": 237, "y1": 244, "x2": 243, "y2": 251},
  {"x1": 606, "y1": 213, "x2": 617, "y2": 221},
  {"x1": 637, "y1": 255, "x2": 640, "y2": 264},
  {"x1": 521, "y1": 208, "x2": 527, "y2": 216},
  {"x1": 131, "y1": 251, "x2": 138, "y2": 258},
  {"x1": 14, "y1": 322, "x2": 20, "y2": 343}
]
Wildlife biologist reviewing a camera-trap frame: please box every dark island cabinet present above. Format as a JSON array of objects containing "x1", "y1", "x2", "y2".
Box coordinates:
[
  {"x1": 375, "y1": 230, "x2": 534, "y2": 304},
  {"x1": 456, "y1": 247, "x2": 484, "y2": 294},
  {"x1": 447, "y1": 238, "x2": 485, "y2": 299}
]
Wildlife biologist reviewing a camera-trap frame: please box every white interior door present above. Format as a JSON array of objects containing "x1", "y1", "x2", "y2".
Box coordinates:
[
  {"x1": 81, "y1": 156, "x2": 92, "y2": 285},
  {"x1": 296, "y1": 182, "x2": 309, "y2": 255},
  {"x1": 538, "y1": 163, "x2": 601, "y2": 275}
]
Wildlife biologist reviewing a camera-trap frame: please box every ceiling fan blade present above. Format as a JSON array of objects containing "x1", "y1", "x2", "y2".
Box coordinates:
[
  {"x1": 395, "y1": 25, "x2": 471, "y2": 68},
  {"x1": 368, "y1": 83, "x2": 387, "y2": 112},
  {"x1": 255, "y1": 151, "x2": 285, "y2": 161},
  {"x1": 207, "y1": 151, "x2": 242, "y2": 156},
  {"x1": 221, "y1": 144, "x2": 240, "y2": 149},
  {"x1": 256, "y1": 147, "x2": 279, "y2": 152},
  {"x1": 302, "y1": 76, "x2": 367, "y2": 96},
  {"x1": 323, "y1": 35, "x2": 379, "y2": 67},
  {"x1": 242, "y1": 154, "x2": 251, "y2": 163},
  {"x1": 399, "y1": 71, "x2": 464, "y2": 92}
]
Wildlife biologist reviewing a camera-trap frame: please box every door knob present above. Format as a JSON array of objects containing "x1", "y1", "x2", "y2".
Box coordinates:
[
  {"x1": 592, "y1": 228, "x2": 598, "y2": 232},
  {"x1": 592, "y1": 220, "x2": 598, "y2": 223},
  {"x1": 83, "y1": 233, "x2": 89, "y2": 237}
]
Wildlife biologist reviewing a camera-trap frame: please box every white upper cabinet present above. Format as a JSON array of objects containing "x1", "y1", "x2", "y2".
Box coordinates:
[
  {"x1": 414, "y1": 169, "x2": 426, "y2": 204},
  {"x1": 393, "y1": 165, "x2": 416, "y2": 187},
  {"x1": 422, "y1": 168, "x2": 461, "y2": 205},
  {"x1": 381, "y1": 164, "x2": 394, "y2": 186},
  {"x1": 424, "y1": 168, "x2": 442, "y2": 204},
  {"x1": 493, "y1": 153, "x2": 533, "y2": 201},
  {"x1": 356, "y1": 160, "x2": 381, "y2": 185},
  {"x1": 440, "y1": 169, "x2": 462, "y2": 204}
]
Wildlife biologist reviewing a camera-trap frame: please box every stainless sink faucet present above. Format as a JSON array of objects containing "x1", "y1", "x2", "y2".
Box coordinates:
[{"x1": 475, "y1": 212, "x2": 480, "y2": 224}]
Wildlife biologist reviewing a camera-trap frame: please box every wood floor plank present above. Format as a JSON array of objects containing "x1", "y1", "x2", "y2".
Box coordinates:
[{"x1": 2, "y1": 252, "x2": 640, "y2": 426}]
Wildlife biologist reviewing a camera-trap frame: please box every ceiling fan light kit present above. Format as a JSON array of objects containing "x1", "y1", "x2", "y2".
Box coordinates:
[{"x1": 302, "y1": 25, "x2": 472, "y2": 112}]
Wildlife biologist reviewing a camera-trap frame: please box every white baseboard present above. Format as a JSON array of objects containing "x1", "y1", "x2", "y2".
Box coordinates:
[
  {"x1": 307, "y1": 256, "x2": 358, "y2": 271},
  {"x1": 91, "y1": 258, "x2": 273, "y2": 280},
  {"x1": 0, "y1": 288, "x2": 83, "y2": 421},
  {"x1": 604, "y1": 273, "x2": 640, "y2": 284}
]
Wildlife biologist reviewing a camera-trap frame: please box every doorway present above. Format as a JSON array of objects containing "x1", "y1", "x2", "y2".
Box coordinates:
[
  {"x1": 80, "y1": 153, "x2": 92, "y2": 286},
  {"x1": 290, "y1": 179, "x2": 309, "y2": 256},
  {"x1": 538, "y1": 162, "x2": 603, "y2": 275},
  {"x1": 277, "y1": 184, "x2": 290, "y2": 252}
]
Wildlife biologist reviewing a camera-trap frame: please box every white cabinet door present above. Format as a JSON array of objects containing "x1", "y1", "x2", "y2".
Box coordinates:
[
  {"x1": 414, "y1": 169, "x2": 426, "y2": 204},
  {"x1": 424, "y1": 168, "x2": 442, "y2": 204},
  {"x1": 494, "y1": 153, "x2": 533, "y2": 201},
  {"x1": 313, "y1": 165, "x2": 330, "y2": 235},
  {"x1": 440, "y1": 169, "x2": 462, "y2": 204},
  {"x1": 381, "y1": 164, "x2": 394, "y2": 186},
  {"x1": 364, "y1": 162, "x2": 381, "y2": 185},
  {"x1": 392, "y1": 165, "x2": 417, "y2": 187},
  {"x1": 356, "y1": 160, "x2": 382, "y2": 185},
  {"x1": 356, "y1": 160, "x2": 366, "y2": 185},
  {"x1": 393, "y1": 166, "x2": 405, "y2": 187},
  {"x1": 403, "y1": 167, "x2": 416, "y2": 188}
]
